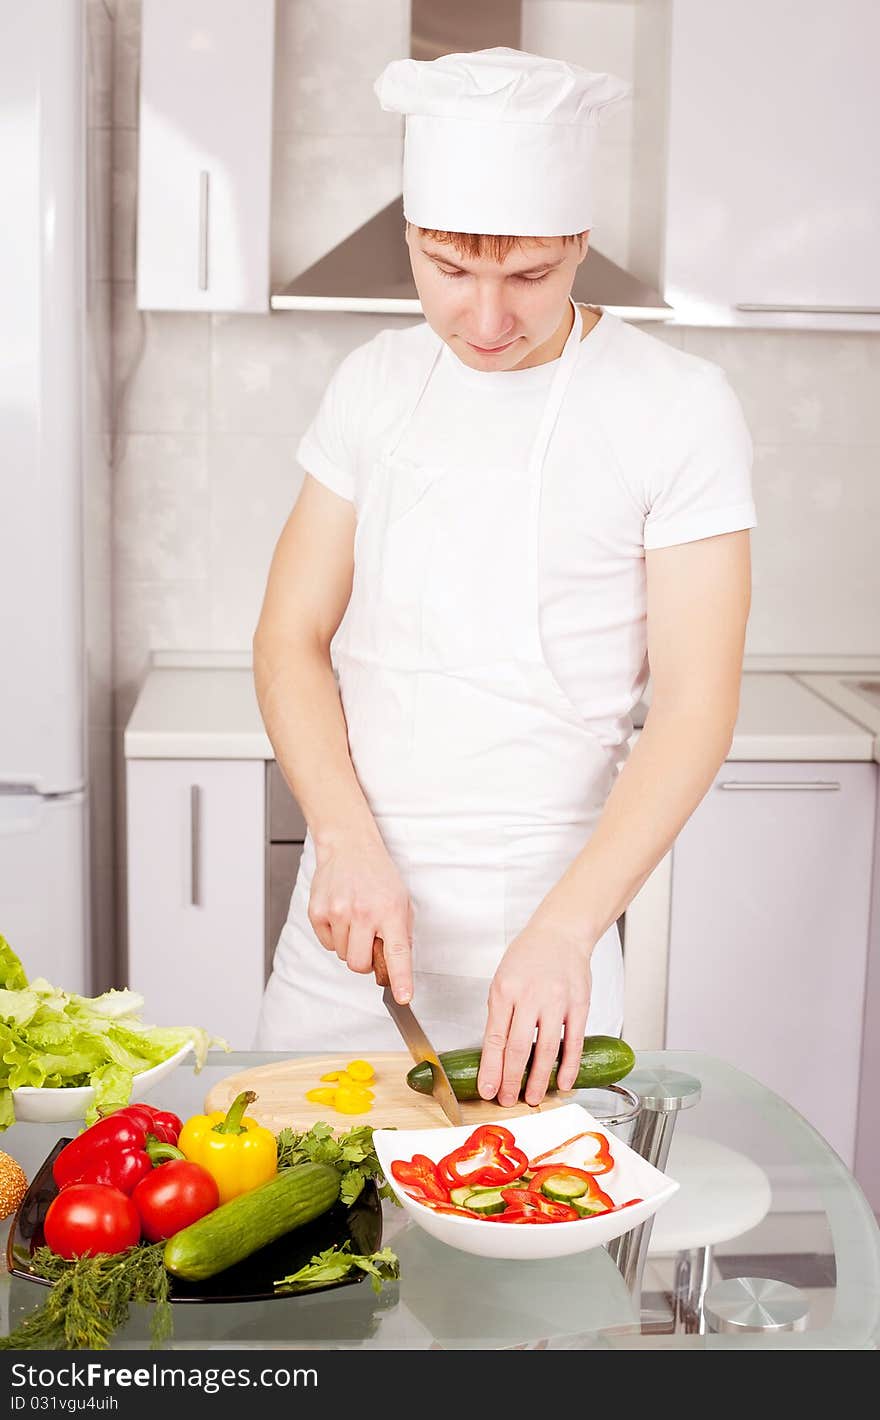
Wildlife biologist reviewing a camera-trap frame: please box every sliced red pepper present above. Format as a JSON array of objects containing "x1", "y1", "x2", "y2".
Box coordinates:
[
  {"x1": 415, "y1": 1198, "x2": 481, "y2": 1217},
  {"x1": 498, "y1": 1187, "x2": 580, "y2": 1222},
  {"x1": 528, "y1": 1130, "x2": 614, "y2": 1176},
  {"x1": 487, "y1": 1210, "x2": 555, "y2": 1224},
  {"x1": 438, "y1": 1125, "x2": 528, "y2": 1188},
  {"x1": 390, "y1": 1154, "x2": 450, "y2": 1202},
  {"x1": 529, "y1": 1165, "x2": 614, "y2": 1209}
]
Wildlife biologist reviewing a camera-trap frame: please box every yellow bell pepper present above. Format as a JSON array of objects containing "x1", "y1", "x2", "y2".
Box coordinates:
[{"x1": 178, "y1": 1089, "x2": 277, "y2": 1204}]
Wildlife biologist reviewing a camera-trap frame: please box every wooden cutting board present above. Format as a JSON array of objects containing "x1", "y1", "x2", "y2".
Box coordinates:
[{"x1": 203, "y1": 1052, "x2": 571, "y2": 1133}]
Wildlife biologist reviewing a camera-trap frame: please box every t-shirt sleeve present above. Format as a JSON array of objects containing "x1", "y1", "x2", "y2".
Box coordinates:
[
  {"x1": 643, "y1": 369, "x2": 756, "y2": 550},
  {"x1": 295, "y1": 344, "x2": 372, "y2": 503}
]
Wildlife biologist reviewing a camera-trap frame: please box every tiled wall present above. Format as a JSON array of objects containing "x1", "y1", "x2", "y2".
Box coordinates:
[{"x1": 99, "y1": 0, "x2": 880, "y2": 980}]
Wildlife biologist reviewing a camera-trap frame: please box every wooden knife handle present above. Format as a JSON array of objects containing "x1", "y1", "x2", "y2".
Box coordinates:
[{"x1": 372, "y1": 936, "x2": 391, "y2": 988}]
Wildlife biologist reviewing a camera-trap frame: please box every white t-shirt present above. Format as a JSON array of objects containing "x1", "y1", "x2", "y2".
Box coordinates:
[{"x1": 296, "y1": 306, "x2": 756, "y2": 758}]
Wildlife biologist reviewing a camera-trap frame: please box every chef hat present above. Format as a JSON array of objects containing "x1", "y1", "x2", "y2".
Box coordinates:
[{"x1": 374, "y1": 47, "x2": 630, "y2": 237}]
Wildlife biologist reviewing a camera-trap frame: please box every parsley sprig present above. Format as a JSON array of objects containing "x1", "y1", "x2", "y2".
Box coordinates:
[
  {"x1": 275, "y1": 1119, "x2": 399, "y2": 1206},
  {"x1": 275, "y1": 1242, "x2": 400, "y2": 1295}
]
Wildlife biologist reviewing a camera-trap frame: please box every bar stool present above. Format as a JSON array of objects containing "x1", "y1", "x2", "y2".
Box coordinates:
[
  {"x1": 605, "y1": 1067, "x2": 772, "y2": 1334},
  {"x1": 646, "y1": 1132, "x2": 773, "y2": 1331}
]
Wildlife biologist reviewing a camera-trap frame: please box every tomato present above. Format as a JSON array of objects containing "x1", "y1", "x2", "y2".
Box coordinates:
[
  {"x1": 44, "y1": 1183, "x2": 140, "y2": 1258},
  {"x1": 131, "y1": 1160, "x2": 219, "y2": 1242}
]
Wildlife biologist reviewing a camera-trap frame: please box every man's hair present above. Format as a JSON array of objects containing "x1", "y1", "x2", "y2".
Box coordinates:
[{"x1": 415, "y1": 228, "x2": 586, "y2": 262}]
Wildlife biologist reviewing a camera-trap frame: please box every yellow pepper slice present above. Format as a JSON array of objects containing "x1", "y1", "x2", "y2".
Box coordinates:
[
  {"x1": 345, "y1": 1059, "x2": 375, "y2": 1082},
  {"x1": 305, "y1": 1086, "x2": 338, "y2": 1106},
  {"x1": 319, "y1": 1070, "x2": 348, "y2": 1082},
  {"x1": 334, "y1": 1082, "x2": 374, "y2": 1115},
  {"x1": 178, "y1": 1089, "x2": 277, "y2": 1204}
]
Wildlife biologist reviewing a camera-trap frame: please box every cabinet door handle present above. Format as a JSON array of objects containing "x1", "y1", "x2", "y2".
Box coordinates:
[
  {"x1": 190, "y1": 784, "x2": 202, "y2": 906},
  {"x1": 718, "y1": 780, "x2": 842, "y2": 792},
  {"x1": 198, "y1": 170, "x2": 209, "y2": 291}
]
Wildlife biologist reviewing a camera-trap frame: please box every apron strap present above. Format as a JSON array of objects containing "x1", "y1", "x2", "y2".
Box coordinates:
[
  {"x1": 384, "y1": 333, "x2": 444, "y2": 462},
  {"x1": 526, "y1": 298, "x2": 584, "y2": 475}
]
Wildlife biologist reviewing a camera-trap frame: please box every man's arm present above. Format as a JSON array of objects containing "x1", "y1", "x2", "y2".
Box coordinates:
[
  {"x1": 478, "y1": 529, "x2": 752, "y2": 1106},
  {"x1": 253, "y1": 474, "x2": 414, "y2": 1001}
]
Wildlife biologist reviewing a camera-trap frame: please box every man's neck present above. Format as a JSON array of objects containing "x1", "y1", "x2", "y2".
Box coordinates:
[{"x1": 511, "y1": 301, "x2": 575, "y2": 371}]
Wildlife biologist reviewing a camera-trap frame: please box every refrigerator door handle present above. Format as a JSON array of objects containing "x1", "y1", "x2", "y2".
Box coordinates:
[
  {"x1": 198, "y1": 170, "x2": 209, "y2": 291},
  {"x1": 190, "y1": 784, "x2": 202, "y2": 907}
]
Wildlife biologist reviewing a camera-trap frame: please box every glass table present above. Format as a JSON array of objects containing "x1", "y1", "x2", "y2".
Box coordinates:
[{"x1": 2, "y1": 1050, "x2": 878, "y2": 1351}]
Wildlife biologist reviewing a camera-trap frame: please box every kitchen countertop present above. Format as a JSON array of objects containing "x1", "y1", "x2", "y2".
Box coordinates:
[
  {"x1": 123, "y1": 656, "x2": 877, "y2": 762},
  {"x1": 795, "y1": 674, "x2": 880, "y2": 765}
]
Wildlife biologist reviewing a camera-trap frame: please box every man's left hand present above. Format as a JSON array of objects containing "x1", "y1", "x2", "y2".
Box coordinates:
[{"x1": 476, "y1": 921, "x2": 593, "y2": 1108}]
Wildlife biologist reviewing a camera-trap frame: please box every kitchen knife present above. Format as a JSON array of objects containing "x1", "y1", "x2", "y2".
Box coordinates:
[{"x1": 373, "y1": 939, "x2": 463, "y2": 1126}]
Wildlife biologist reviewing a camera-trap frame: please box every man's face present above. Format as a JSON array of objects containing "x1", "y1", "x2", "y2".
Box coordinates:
[{"x1": 406, "y1": 226, "x2": 590, "y2": 371}]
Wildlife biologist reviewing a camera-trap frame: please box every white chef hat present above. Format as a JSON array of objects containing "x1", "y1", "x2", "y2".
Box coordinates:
[{"x1": 374, "y1": 47, "x2": 630, "y2": 237}]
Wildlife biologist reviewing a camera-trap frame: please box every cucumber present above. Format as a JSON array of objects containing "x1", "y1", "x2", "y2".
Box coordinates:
[
  {"x1": 539, "y1": 1172, "x2": 590, "y2": 1202},
  {"x1": 449, "y1": 1186, "x2": 475, "y2": 1207},
  {"x1": 461, "y1": 1188, "x2": 507, "y2": 1216},
  {"x1": 573, "y1": 1197, "x2": 610, "y2": 1217},
  {"x1": 164, "y1": 1161, "x2": 340, "y2": 1281},
  {"x1": 406, "y1": 1035, "x2": 636, "y2": 1102}
]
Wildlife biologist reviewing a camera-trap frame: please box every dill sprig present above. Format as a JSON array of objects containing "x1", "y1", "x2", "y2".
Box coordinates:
[{"x1": 0, "y1": 1243, "x2": 172, "y2": 1351}]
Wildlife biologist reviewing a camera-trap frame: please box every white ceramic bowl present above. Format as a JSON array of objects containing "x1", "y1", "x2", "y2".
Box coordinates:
[
  {"x1": 374, "y1": 1101, "x2": 679, "y2": 1261},
  {"x1": 11, "y1": 1041, "x2": 194, "y2": 1124}
]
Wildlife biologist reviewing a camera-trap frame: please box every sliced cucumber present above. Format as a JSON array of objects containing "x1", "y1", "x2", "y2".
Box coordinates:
[
  {"x1": 573, "y1": 1197, "x2": 610, "y2": 1217},
  {"x1": 449, "y1": 1186, "x2": 475, "y2": 1207},
  {"x1": 540, "y1": 1173, "x2": 591, "y2": 1202},
  {"x1": 461, "y1": 1188, "x2": 508, "y2": 1216}
]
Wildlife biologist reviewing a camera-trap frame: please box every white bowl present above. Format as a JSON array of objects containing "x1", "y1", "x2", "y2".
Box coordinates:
[
  {"x1": 11, "y1": 1042, "x2": 194, "y2": 1124},
  {"x1": 374, "y1": 1101, "x2": 679, "y2": 1261}
]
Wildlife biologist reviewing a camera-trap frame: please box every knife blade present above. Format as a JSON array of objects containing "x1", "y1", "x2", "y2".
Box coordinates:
[{"x1": 373, "y1": 940, "x2": 463, "y2": 1126}]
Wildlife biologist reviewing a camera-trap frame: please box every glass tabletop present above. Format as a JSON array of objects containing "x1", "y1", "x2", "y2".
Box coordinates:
[{"x1": 2, "y1": 1050, "x2": 878, "y2": 1351}]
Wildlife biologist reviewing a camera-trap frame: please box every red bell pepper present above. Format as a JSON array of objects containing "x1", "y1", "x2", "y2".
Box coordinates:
[
  {"x1": 496, "y1": 1187, "x2": 580, "y2": 1222},
  {"x1": 53, "y1": 1111, "x2": 186, "y2": 1196},
  {"x1": 108, "y1": 1102, "x2": 183, "y2": 1145},
  {"x1": 438, "y1": 1125, "x2": 528, "y2": 1188},
  {"x1": 416, "y1": 1198, "x2": 481, "y2": 1217},
  {"x1": 390, "y1": 1154, "x2": 449, "y2": 1202},
  {"x1": 528, "y1": 1130, "x2": 614, "y2": 1175},
  {"x1": 528, "y1": 1165, "x2": 614, "y2": 1209}
]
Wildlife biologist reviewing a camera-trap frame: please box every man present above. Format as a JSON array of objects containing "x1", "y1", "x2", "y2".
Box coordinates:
[{"x1": 253, "y1": 49, "x2": 755, "y2": 1108}]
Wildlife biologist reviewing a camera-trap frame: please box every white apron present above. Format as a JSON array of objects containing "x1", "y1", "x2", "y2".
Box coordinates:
[{"x1": 255, "y1": 301, "x2": 624, "y2": 1051}]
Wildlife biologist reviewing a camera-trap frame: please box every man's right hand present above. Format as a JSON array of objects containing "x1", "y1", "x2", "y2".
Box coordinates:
[{"x1": 307, "y1": 829, "x2": 414, "y2": 1005}]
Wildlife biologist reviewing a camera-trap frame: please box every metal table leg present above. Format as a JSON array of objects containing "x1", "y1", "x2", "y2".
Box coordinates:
[{"x1": 606, "y1": 1068, "x2": 702, "y2": 1312}]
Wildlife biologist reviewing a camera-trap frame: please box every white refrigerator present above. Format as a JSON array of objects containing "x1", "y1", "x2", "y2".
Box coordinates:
[{"x1": 0, "y1": 2, "x2": 89, "y2": 993}]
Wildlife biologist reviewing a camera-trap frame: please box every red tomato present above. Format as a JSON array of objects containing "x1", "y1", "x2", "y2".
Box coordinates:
[
  {"x1": 44, "y1": 1183, "x2": 140, "y2": 1259},
  {"x1": 131, "y1": 1160, "x2": 219, "y2": 1242}
]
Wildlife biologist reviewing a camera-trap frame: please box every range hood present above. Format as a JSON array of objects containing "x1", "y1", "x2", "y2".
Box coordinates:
[{"x1": 271, "y1": 0, "x2": 672, "y2": 321}]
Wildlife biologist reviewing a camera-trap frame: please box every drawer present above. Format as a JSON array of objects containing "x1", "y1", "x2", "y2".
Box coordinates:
[{"x1": 266, "y1": 760, "x2": 307, "y2": 841}]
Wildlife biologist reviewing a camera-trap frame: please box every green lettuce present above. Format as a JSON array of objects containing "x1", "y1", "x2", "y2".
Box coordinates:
[{"x1": 0, "y1": 936, "x2": 228, "y2": 1128}]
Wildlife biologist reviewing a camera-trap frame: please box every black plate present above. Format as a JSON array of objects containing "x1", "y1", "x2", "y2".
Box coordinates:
[{"x1": 7, "y1": 1139, "x2": 383, "y2": 1304}]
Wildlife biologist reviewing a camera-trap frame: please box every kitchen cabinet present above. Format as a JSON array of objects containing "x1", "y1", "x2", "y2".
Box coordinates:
[
  {"x1": 854, "y1": 769, "x2": 880, "y2": 1211},
  {"x1": 126, "y1": 759, "x2": 265, "y2": 1049},
  {"x1": 664, "y1": 761, "x2": 876, "y2": 1167},
  {"x1": 266, "y1": 761, "x2": 307, "y2": 980},
  {"x1": 664, "y1": 0, "x2": 880, "y2": 328},
  {"x1": 136, "y1": 0, "x2": 275, "y2": 312}
]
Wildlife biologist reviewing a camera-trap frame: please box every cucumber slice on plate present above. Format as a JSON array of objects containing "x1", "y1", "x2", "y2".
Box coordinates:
[
  {"x1": 461, "y1": 1188, "x2": 508, "y2": 1216},
  {"x1": 540, "y1": 1173, "x2": 591, "y2": 1202}
]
